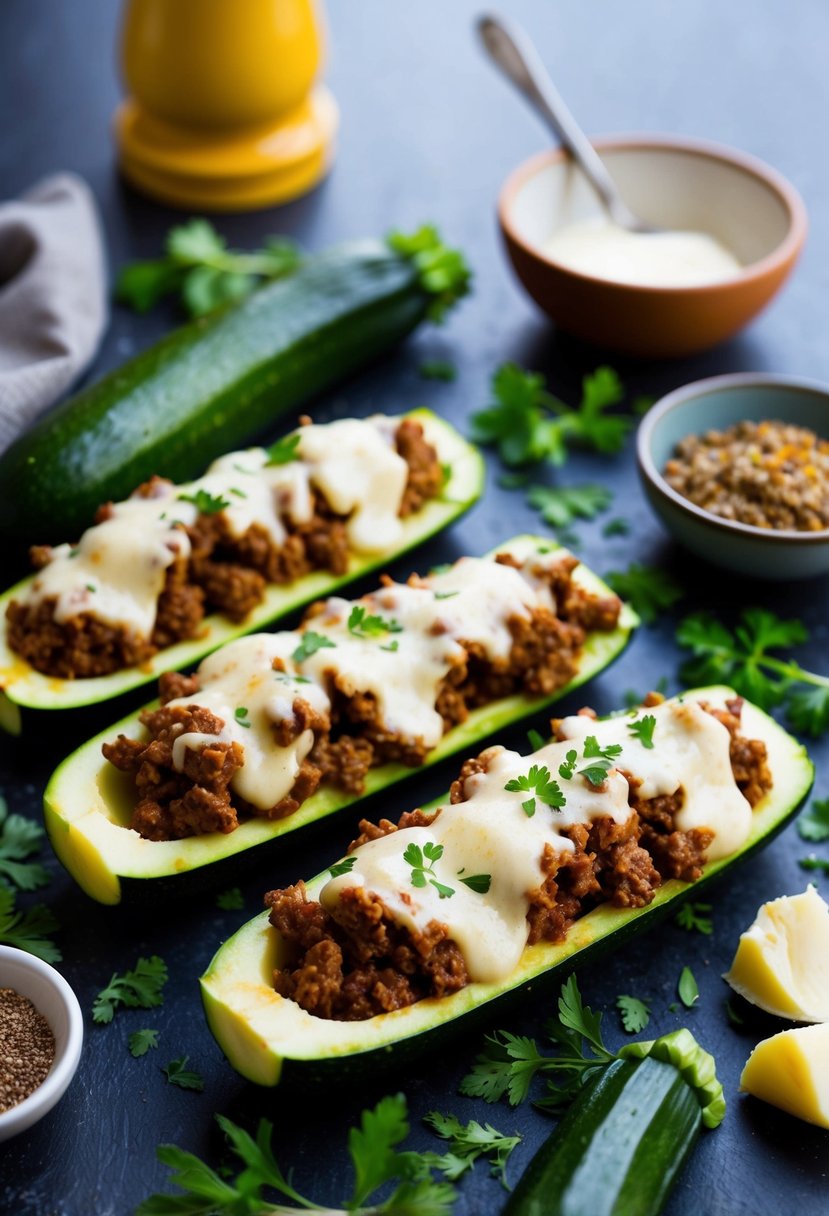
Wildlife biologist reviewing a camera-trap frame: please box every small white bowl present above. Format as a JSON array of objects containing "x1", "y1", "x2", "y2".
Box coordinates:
[{"x1": 0, "y1": 945, "x2": 83, "y2": 1141}]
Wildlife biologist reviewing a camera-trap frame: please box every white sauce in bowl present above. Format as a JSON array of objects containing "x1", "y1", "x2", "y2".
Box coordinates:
[{"x1": 544, "y1": 218, "x2": 742, "y2": 287}]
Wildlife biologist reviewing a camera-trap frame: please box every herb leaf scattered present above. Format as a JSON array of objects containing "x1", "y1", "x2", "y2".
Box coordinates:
[
  {"x1": 265, "y1": 433, "x2": 301, "y2": 466},
  {"x1": 387, "y1": 225, "x2": 472, "y2": 323},
  {"x1": 177, "y1": 488, "x2": 229, "y2": 515},
  {"x1": 678, "y1": 966, "x2": 700, "y2": 1008},
  {"x1": 0, "y1": 796, "x2": 50, "y2": 891},
  {"x1": 798, "y1": 798, "x2": 829, "y2": 842},
  {"x1": 578, "y1": 736, "x2": 623, "y2": 786},
  {"x1": 216, "y1": 887, "x2": 244, "y2": 911},
  {"x1": 526, "y1": 483, "x2": 612, "y2": 530},
  {"x1": 348, "y1": 605, "x2": 403, "y2": 639},
  {"x1": 162, "y1": 1056, "x2": 205, "y2": 1092},
  {"x1": 675, "y1": 902, "x2": 714, "y2": 935},
  {"x1": 404, "y1": 842, "x2": 455, "y2": 899},
  {"x1": 459, "y1": 873, "x2": 492, "y2": 895},
  {"x1": 116, "y1": 218, "x2": 302, "y2": 317},
  {"x1": 616, "y1": 994, "x2": 651, "y2": 1034},
  {"x1": 0, "y1": 886, "x2": 60, "y2": 962},
  {"x1": 606, "y1": 563, "x2": 683, "y2": 624},
  {"x1": 504, "y1": 765, "x2": 565, "y2": 817},
  {"x1": 422, "y1": 1111, "x2": 521, "y2": 1190},
  {"x1": 329, "y1": 856, "x2": 358, "y2": 879},
  {"x1": 799, "y1": 854, "x2": 829, "y2": 874},
  {"x1": 602, "y1": 517, "x2": 630, "y2": 538},
  {"x1": 129, "y1": 1029, "x2": 159, "y2": 1058},
  {"x1": 627, "y1": 715, "x2": 656, "y2": 749},
  {"x1": 233, "y1": 707, "x2": 251, "y2": 729},
  {"x1": 92, "y1": 956, "x2": 168, "y2": 1024},
  {"x1": 419, "y1": 359, "x2": 457, "y2": 381},
  {"x1": 292, "y1": 631, "x2": 336, "y2": 663}
]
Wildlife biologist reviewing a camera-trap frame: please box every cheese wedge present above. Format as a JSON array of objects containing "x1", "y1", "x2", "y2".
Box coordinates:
[
  {"x1": 724, "y1": 887, "x2": 829, "y2": 1022},
  {"x1": 740, "y1": 1024, "x2": 829, "y2": 1128}
]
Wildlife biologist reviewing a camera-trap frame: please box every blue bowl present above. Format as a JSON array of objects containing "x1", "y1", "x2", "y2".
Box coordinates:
[{"x1": 637, "y1": 373, "x2": 829, "y2": 579}]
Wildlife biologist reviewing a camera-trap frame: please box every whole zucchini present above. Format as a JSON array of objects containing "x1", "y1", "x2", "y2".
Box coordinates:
[
  {"x1": 0, "y1": 228, "x2": 470, "y2": 546},
  {"x1": 199, "y1": 688, "x2": 812, "y2": 1087}
]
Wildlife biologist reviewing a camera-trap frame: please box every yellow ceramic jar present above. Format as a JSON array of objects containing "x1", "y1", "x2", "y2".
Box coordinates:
[{"x1": 115, "y1": 0, "x2": 338, "y2": 210}]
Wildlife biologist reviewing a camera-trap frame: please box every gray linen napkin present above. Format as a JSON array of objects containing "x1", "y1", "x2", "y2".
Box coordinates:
[{"x1": 0, "y1": 173, "x2": 107, "y2": 451}]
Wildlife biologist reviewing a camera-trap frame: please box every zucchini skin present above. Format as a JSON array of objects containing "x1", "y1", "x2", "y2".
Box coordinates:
[
  {"x1": 0, "y1": 242, "x2": 430, "y2": 546},
  {"x1": 503, "y1": 1057, "x2": 701, "y2": 1216}
]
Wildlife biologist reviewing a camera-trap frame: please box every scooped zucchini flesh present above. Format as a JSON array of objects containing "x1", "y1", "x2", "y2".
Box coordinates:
[
  {"x1": 0, "y1": 410, "x2": 482, "y2": 734},
  {"x1": 200, "y1": 688, "x2": 813, "y2": 1088},
  {"x1": 43, "y1": 538, "x2": 635, "y2": 904}
]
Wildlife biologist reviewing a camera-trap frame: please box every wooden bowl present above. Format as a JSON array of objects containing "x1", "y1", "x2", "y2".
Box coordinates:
[{"x1": 498, "y1": 135, "x2": 807, "y2": 358}]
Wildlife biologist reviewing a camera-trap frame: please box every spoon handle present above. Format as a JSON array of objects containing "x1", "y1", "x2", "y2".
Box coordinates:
[{"x1": 478, "y1": 12, "x2": 645, "y2": 232}]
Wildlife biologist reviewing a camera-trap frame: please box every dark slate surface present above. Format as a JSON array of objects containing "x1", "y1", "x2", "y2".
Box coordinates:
[{"x1": 1, "y1": 1, "x2": 828, "y2": 1213}]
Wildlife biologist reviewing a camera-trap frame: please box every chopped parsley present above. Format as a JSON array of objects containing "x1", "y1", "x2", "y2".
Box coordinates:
[
  {"x1": 627, "y1": 714, "x2": 656, "y2": 749},
  {"x1": 275, "y1": 671, "x2": 311, "y2": 685},
  {"x1": 380, "y1": 640, "x2": 400, "y2": 653},
  {"x1": 458, "y1": 872, "x2": 492, "y2": 895},
  {"x1": 606, "y1": 563, "x2": 683, "y2": 625},
  {"x1": 798, "y1": 798, "x2": 829, "y2": 842},
  {"x1": 504, "y1": 765, "x2": 565, "y2": 817},
  {"x1": 177, "y1": 487, "x2": 229, "y2": 515},
  {"x1": 602, "y1": 517, "x2": 630, "y2": 538},
  {"x1": 234, "y1": 706, "x2": 251, "y2": 729},
  {"x1": 265, "y1": 433, "x2": 301, "y2": 466},
  {"x1": 216, "y1": 887, "x2": 244, "y2": 911},
  {"x1": 229, "y1": 486, "x2": 247, "y2": 498},
  {"x1": 675, "y1": 901, "x2": 713, "y2": 935},
  {"x1": 128, "y1": 1029, "x2": 159, "y2": 1058},
  {"x1": 526, "y1": 483, "x2": 612, "y2": 530},
  {"x1": 292, "y1": 631, "x2": 336, "y2": 663},
  {"x1": 404, "y1": 842, "x2": 454, "y2": 899},
  {"x1": 558, "y1": 750, "x2": 578, "y2": 781},
  {"x1": 162, "y1": 1056, "x2": 204, "y2": 1092},
  {"x1": 434, "y1": 590, "x2": 459, "y2": 600},
  {"x1": 92, "y1": 956, "x2": 168, "y2": 1024},
  {"x1": 419, "y1": 359, "x2": 457, "y2": 381},
  {"x1": 0, "y1": 795, "x2": 50, "y2": 891},
  {"x1": 799, "y1": 854, "x2": 829, "y2": 874},
  {"x1": 526, "y1": 728, "x2": 546, "y2": 752},
  {"x1": 616, "y1": 994, "x2": 651, "y2": 1034},
  {"x1": 678, "y1": 965, "x2": 699, "y2": 1008},
  {"x1": 578, "y1": 736, "x2": 623, "y2": 786},
  {"x1": 421, "y1": 1111, "x2": 520, "y2": 1190},
  {"x1": 329, "y1": 856, "x2": 358, "y2": 879},
  {"x1": 348, "y1": 605, "x2": 403, "y2": 638},
  {"x1": 0, "y1": 887, "x2": 60, "y2": 963}
]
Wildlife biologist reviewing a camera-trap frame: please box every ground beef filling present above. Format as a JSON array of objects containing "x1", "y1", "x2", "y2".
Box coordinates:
[
  {"x1": 101, "y1": 558, "x2": 621, "y2": 840},
  {"x1": 266, "y1": 697, "x2": 771, "y2": 1021},
  {"x1": 6, "y1": 419, "x2": 442, "y2": 680}
]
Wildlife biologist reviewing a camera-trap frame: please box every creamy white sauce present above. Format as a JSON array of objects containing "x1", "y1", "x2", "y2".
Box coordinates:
[
  {"x1": 544, "y1": 218, "x2": 741, "y2": 288},
  {"x1": 321, "y1": 698, "x2": 756, "y2": 983},
  {"x1": 22, "y1": 416, "x2": 410, "y2": 641}
]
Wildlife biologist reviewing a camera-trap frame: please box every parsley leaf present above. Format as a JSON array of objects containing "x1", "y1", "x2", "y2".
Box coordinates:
[
  {"x1": 527, "y1": 728, "x2": 547, "y2": 752},
  {"x1": 606, "y1": 563, "x2": 683, "y2": 625},
  {"x1": 265, "y1": 433, "x2": 301, "y2": 466},
  {"x1": 504, "y1": 765, "x2": 565, "y2": 816},
  {"x1": 526, "y1": 483, "x2": 612, "y2": 530},
  {"x1": 292, "y1": 631, "x2": 336, "y2": 663},
  {"x1": 128, "y1": 1029, "x2": 159, "y2": 1058},
  {"x1": 0, "y1": 886, "x2": 61, "y2": 962},
  {"x1": 329, "y1": 856, "x2": 357, "y2": 879},
  {"x1": 616, "y1": 994, "x2": 651, "y2": 1034},
  {"x1": 675, "y1": 901, "x2": 714, "y2": 935},
  {"x1": 404, "y1": 842, "x2": 454, "y2": 899},
  {"x1": 0, "y1": 796, "x2": 50, "y2": 891},
  {"x1": 602, "y1": 516, "x2": 630, "y2": 538},
  {"x1": 216, "y1": 887, "x2": 244, "y2": 911},
  {"x1": 678, "y1": 965, "x2": 699, "y2": 1008},
  {"x1": 92, "y1": 956, "x2": 168, "y2": 1024},
  {"x1": 676, "y1": 608, "x2": 829, "y2": 735},
  {"x1": 422, "y1": 1111, "x2": 521, "y2": 1190},
  {"x1": 233, "y1": 707, "x2": 251, "y2": 729},
  {"x1": 470, "y1": 364, "x2": 632, "y2": 470},
  {"x1": 387, "y1": 225, "x2": 472, "y2": 323},
  {"x1": 348, "y1": 605, "x2": 403, "y2": 639},
  {"x1": 558, "y1": 749, "x2": 578, "y2": 781},
  {"x1": 798, "y1": 798, "x2": 829, "y2": 842},
  {"x1": 116, "y1": 219, "x2": 302, "y2": 318},
  {"x1": 162, "y1": 1056, "x2": 204, "y2": 1092},
  {"x1": 799, "y1": 854, "x2": 829, "y2": 874},
  {"x1": 458, "y1": 873, "x2": 492, "y2": 895},
  {"x1": 177, "y1": 488, "x2": 229, "y2": 515},
  {"x1": 627, "y1": 715, "x2": 656, "y2": 749},
  {"x1": 578, "y1": 735, "x2": 623, "y2": 786},
  {"x1": 419, "y1": 359, "x2": 457, "y2": 381}
]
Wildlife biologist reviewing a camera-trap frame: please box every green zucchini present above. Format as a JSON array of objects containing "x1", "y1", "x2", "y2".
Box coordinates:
[
  {"x1": 42, "y1": 539, "x2": 635, "y2": 904},
  {"x1": 503, "y1": 1057, "x2": 702, "y2": 1216},
  {"x1": 0, "y1": 229, "x2": 469, "y2": 548},
  {"x1": 0, "y1": 410, "x2": 481, "y2": 735},
  {"x1": 199, "y1": 688, "x2": 813, "y2": 1088}
]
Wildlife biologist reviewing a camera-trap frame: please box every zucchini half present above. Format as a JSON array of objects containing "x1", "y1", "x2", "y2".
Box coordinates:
[
  {"x1": 0, "y1": 411, "x2": 481, "y2": 736},
  {"x1": 42, "y1": 540, "x2": 636, "y2": 904},
  {"x1": 199, "y1": 688, "x2": 813, "y2": 1088}
]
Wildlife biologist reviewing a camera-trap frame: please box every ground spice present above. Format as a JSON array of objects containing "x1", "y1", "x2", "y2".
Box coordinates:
[{"x1": 0, "y1": 986, "x2": 55, "y2": 1113}]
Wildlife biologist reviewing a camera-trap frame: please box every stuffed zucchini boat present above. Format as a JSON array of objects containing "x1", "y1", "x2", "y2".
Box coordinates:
[
  {"x1": 200, "y1": 687, "x2": 813, "y2": 1087},
  {"x1": 0, "y1": 409, "x2": 481, "y2": 736},
  {"x1": 43, "y1": 537, "x2": 635, "y2": 904}
]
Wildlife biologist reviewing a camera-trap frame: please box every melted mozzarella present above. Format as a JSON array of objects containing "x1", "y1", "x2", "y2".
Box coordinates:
[
  {"x1": 28, "y1": 491, "x2": 195, "y2": 636},
  {"x1": 557, "y1": 699, "x2": 752, "y2": 859}
]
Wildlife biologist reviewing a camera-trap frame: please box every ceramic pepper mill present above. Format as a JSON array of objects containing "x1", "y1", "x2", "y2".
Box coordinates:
[{"x1": 115, "y1": 0, "x2": 338, "y2": 210}]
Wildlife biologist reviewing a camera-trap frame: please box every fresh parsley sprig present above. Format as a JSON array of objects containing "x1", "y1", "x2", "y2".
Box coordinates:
[
  {"x1": 470, "y1": 364, "x2": 632, "y2": 470},
  {"x1": 115, "y1": 218, "x2": 302, "y2": 318},
  {"x1": 162, "y1": 1056, "x2": 205, "y2": 1092},
  {"x1": 677, "y1": 608, "x2": 829, "y2": 737},
  {"x1": 0, "y1": 885, "x2": 60, "y2": 962},
  {"x1": 348, "y1": 606, "x2": 403, "y2": 639},
  {"x1": 421, "y1": 1111, "x2": 521, "y2": 1190},
  {"x1": 675, "y1": 902, "x2": 714, "y2": 936},
  {"x1": 177, "y1": 488, "x2": 230, "y2": 516},
  {"x1": 798, "y1": 798, "x2": 829, "y2": 842},
  {"x1": 265, "y1": 433, "x2": 301, "y2": 467},
  {"x1": 616, "y1": 995, "x2": 651, "y2": 1034},
  {"x1": 578, "y1": 736, "x2": 623, "y2": 786},
  {"x1": 0, "y1": 796, "x2": 50, "y2": 891},
  {"x1": 627, "y1": 715, "x2": 656, "y2": 749},
  {"x1": 605, "y1": 563, "x2": 683, "y2": 625},
  {"x1": 292, "y1": 631, "x2": 336, "y2": 664},
  {"x1": 504, "y1": 765, "x2": 565, "y2": 817},
  {"x1": 129, "y1": 1029, "x2": 159, "y2": 1058},
  {"x1": 138, "y1": 1094, "x2": 458, "y2": 1215},
  {"x1": 526, "y1": 483, "x2": 612, "y2": 533},
  {"x1": 92, "y1": 956, "x2": 168, "y2": 1024},
  {"x1": 405, "y1": 842, "x2": 454, "y2": 899}
]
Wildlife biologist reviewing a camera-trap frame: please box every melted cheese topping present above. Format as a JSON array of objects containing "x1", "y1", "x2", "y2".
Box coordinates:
[
  {"x1": 164, "y1": 550, "x2": 572, "y2": 810},
  {"x1": 22, "y1": 416, "x2": 409, "y2": 639},
  {"x1": 320, "y1": 698, "x2": 756, "y2": 984}
]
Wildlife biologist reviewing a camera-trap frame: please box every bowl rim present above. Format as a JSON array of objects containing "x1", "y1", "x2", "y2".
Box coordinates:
[
  {"x1": 0, "y1": 944, "x2": 84, "y2": 1139},
  {"x1": 498, "y1": 133, "x2": 808, "y2": 295},
  {"x1": 637, "y1": 372, "x2": 829, "y2": 546}
]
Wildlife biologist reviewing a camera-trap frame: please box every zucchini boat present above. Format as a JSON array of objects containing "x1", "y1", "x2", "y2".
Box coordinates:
[
  {"x1": 42, "y1": 538, "x2": 635, "y2": 904},
  {"x1": 0, "y1": 410, "x2": 481, "y2": 736},
  {"x1": 0, "y1": 229, "x2": 470, "y2": 548},
  {"x1": 199, "y1": 688, "x2": 813, "y2": 1088}
]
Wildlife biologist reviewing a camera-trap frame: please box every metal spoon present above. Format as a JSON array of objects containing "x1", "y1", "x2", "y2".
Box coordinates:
[{"x1": 478, "y1": 12, "x2": 657, "y2": 234}]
